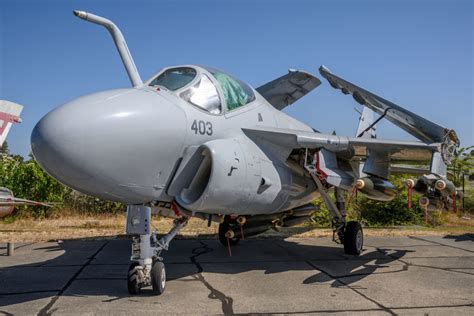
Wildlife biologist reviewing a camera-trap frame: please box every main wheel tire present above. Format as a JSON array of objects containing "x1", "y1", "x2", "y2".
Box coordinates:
[
  {"x1": 151, "y1": 261, "x2": 166, "y2": 295},
  {"x1": 218, "y1": 221, "x2": 240, "y2": 247},
  {"x1": 127, "y1": 262, "x2": 142, "y2": 295},
  {"x1": 344, "y1": 221, "x2": 363, "y2": 255}
]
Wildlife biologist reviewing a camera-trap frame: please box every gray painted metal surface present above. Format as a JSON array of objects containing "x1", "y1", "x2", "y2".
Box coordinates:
[
  {"x1": 256, "y1": 69, "x2": 321, "y2": 110},
  {"x1": 319, "y1": 65, "x2": 459, "y2": 147},
  {"x1": 30, "y1": 11, "x2": 460, "y2": 216}
]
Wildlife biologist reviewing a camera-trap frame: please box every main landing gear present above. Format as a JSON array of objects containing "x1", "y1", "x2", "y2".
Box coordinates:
[
  {"x1": 343, "y1": 221, "x2": 363, "y2": 255},
  {"x1": 126, "y1": 205, "x2": 188, "y2": 295},
  {"x1": 310, "y1": 173, "x2": 364, "y2": 255}
]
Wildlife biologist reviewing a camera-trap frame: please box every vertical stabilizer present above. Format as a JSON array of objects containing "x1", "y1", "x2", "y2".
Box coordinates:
[
  {"x1": 356, "y1": 106, "x2": 376, "y2": 139},
  {"x1": 356, "y1": 106, "x2": 376, "y2": 179},
  {"x1": 0, "y1": 100, "x2": 23, "y2": 147}
]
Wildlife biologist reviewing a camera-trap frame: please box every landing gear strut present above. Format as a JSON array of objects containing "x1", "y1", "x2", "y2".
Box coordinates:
[
  {"x1": 126, "y1": 205, "x2": 188, "y2": 295},
  {"x1": 309, "y1": 173, "x2": 364, "y2": 255}
]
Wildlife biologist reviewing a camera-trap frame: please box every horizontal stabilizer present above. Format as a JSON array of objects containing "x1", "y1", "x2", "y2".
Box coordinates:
[
  {"x1": 256, "y1": 69, "x2": 321, "y2": 110},
  {"x1": 319, "y1": 66, "x2": 459, "y2": 162}
]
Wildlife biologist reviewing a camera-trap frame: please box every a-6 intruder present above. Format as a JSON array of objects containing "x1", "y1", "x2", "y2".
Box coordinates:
[{"x1": 31, "y1": 11, "x2": 460, "y2": 295}]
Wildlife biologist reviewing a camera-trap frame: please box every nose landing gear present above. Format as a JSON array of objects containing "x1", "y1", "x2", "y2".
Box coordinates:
[{"x1": 126, "y1": 205, "x2": 188, "y2": 295}]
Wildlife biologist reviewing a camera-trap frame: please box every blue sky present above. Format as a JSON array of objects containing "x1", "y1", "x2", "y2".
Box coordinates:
[{"x1": 1, "y1": 0, "x2": 472, "y2": 157}]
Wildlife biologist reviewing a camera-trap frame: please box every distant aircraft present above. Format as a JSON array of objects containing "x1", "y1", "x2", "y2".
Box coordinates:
[
  {"x1": 0, "y1": 100, "x2": 50, "y2": 217},
  {"x1": 31, "y1": 11, "x2": 460, "y2": 295}
]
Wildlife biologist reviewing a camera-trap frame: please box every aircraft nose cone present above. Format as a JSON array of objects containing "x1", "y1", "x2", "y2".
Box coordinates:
[
  {"x1": 31, "y1": 88, "x2": 187, "y2": 202},
  {"x1": 31, "y1": 98, "x2": 95, "y2": 190}
]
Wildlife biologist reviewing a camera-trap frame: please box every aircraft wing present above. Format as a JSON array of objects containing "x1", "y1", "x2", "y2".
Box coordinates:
[
  {"x1": 0, "y1": 187, "x2": 51, "y2": 217},
  {"x1": 256, "y1": 69, "x2": 321, "y2": 110},
  {"x1": 243, "y1": 126, "x2": 437, "y2": 163},
  {"x1": 0, "y1": 197, "x2": 52, "y2": 207},
  {"x1": 318, "y1": 66, "x2": 459, "y2": 147}
]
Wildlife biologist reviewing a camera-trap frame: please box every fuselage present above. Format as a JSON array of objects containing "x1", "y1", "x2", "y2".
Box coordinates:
[{"x1": 31, "y1": 65, "x2": 318, "y2": 214}]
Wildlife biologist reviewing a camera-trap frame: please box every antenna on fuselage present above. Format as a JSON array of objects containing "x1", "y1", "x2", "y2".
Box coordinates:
[{"x1": 73, "y1": 10, "x2": 143, "y2": 88}]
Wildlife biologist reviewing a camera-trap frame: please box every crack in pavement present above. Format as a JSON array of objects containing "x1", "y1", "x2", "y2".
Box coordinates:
[
  {"x1": 0, "y1": 290, "x2": 60, "y2": 296},
  {"x1": 304, "y1": 260, "x2": 396, "y2": 315},
  {"x1": 274, "y1": 241, "x2": 396, "y2": 315},
  {"x1": 307, "y1": 265, "x2": 409, "y2": 280},
  {"x1": 37, "y1": 241, "x2": 109, "y2": 316},
  {"x1": 245, "y1": 302, "x2": 474, "y2": 315},
  {"x1": 408, "y1": 236, "x2": 474, "y2": 253},
  {"x1": 390, "y1": 302, "x2": 474, "y2": 311},
  {"x1": 242, "y1": 307, "x2": 387, "y2": 314},
  {"x1": 189, "y1": 241, "x2": 234, "y2": 315},
  {"x1": 375, "y1": 247, "x2": 474, "y2": 277}
]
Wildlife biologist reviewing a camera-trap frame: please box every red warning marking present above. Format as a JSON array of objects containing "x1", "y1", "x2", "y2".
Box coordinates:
[
  {"x1": 407, "y1": 186, "x2": 413, "y2": 209},
  {"x1": 314, "y1": 152, "x2": 328, "y2": 180},
  {"x1": 0, "y1": 111, "x2": 21, "y2": 135},
  {"x1": 171, "y1": 201, "x2": 181, "y2": 217}
]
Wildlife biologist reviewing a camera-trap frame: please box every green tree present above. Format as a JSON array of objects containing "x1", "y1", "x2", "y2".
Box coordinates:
[
  {"x1": 0, "y1": 140, "x2": 9, "y2": 154},
  {"x1": 1, "y1": 152, "x2": 125, "y2": 220},
  {"x1": 448, "y1": 146, "x2": 474, "y2": 186},
  {"x1": 0, "y1": 153, "x2": 70, "y2": 218}
]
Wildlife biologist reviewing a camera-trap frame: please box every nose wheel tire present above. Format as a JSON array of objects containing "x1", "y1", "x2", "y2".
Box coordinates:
[
  {"x1": 127, "y1": 262, "x2": 142, "y2": 295},
  {"x1": 151, "y1": 261, "x2": 166, "y2": 295},
  {"x1": 218, "y1": 220, "x2": 240, "y2": 247},
  {"x1": 343, "y1": 221, "x2": 363, "y2": 255}
]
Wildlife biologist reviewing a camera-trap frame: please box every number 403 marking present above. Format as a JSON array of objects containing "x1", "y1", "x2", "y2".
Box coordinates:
[{"x1": 191, "y1": 120, "x2": 213, "y2": 136}]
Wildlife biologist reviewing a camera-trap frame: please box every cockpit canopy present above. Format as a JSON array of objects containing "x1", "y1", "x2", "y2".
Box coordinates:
[{"x1": 148, "y1": 66, "x2": 255, "y2": 115}]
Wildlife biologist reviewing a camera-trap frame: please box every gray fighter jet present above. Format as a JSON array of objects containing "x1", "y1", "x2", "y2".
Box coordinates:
[{"x1": 31, "y1": 11, "x2": 460, "y2": 295}]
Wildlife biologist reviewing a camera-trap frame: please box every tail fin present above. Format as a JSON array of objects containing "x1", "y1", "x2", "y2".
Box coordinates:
[
  {"x1": 0, "y1": 100, "x2": 23, "y2": 147},
  {"x1": 356, "y1": 106, "x2": 376, "y2": 139}
]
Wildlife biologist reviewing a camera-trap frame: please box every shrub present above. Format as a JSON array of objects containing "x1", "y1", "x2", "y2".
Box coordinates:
[
  {"x1": 311, "y1": 175, "x2": 426, "y2": 227},
  {"x1": 0, "y1": 153, "x2": 125, "y2": 220},
  {"x1": 462, "y1": 187, "x2": 474, "y2": 212},
  {"x1": 64, "y1": 191, "x2": 125, "y2": 215},
  {"x1": 0, "y1": 153, "x2": 69, "y2": 218},
  {"x1": 310, "y1": 199, "x2": 331, "y2": 227}
]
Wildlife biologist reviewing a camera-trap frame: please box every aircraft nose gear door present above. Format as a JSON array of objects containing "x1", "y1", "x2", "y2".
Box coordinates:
[{"x1": 126, "y1": 205, "x2": 188, "y2": 295}]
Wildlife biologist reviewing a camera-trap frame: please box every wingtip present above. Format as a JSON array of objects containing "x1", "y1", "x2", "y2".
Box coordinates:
[{"x1": 319, "y1": 65, "x2": 330, "y2": 75}]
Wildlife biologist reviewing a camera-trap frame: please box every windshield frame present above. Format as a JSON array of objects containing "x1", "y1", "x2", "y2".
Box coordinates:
[
  {"x1": 147, "y1": 66, "x2": 199, "y2": 92},
  {"x1": 145, "y1": 65, "x2": 258, "y2": 116}
]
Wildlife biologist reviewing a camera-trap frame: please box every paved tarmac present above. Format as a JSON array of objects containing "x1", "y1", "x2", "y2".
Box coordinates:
[{"x1": 0, "y1": 235, "x2": 473, "y2": 315}]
